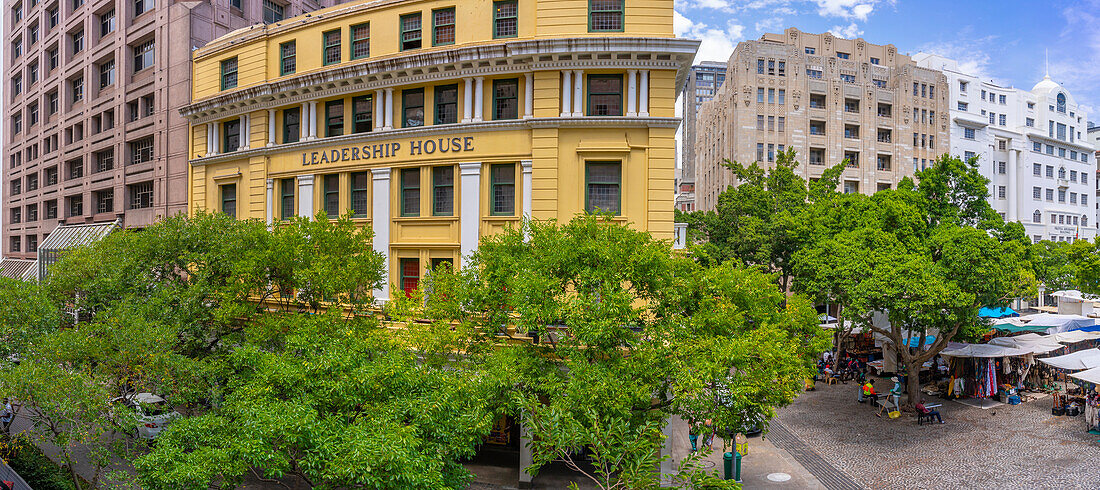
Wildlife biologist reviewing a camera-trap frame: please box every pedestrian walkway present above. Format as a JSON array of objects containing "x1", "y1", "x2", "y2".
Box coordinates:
[{"x1": 765, "y1": 422, "x2": 862, "y2": 490}]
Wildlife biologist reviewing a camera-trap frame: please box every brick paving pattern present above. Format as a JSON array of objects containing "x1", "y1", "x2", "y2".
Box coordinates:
[
  {"x1": 767, "y1": 422, "x2": 866, "y2": 490},
  {"x1": 776, "y1": 382, "x2": 1100, "y2": 489}
]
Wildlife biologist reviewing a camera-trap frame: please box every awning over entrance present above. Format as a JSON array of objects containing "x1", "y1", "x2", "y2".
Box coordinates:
[{"x1": 37, "y1": 220, "x2": 120, "y2": 281}]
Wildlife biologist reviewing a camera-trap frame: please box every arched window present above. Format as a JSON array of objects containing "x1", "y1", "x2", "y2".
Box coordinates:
[
  {"x1": 1057, "y1": 92, "x2": 1067, "y2": 113},
  {"x1": 1059, "y1": 167, "x2": 1066, "y2": 179},
  {"x1": 1033, "y1": 210, "x2": 1042, "y2": 223}
]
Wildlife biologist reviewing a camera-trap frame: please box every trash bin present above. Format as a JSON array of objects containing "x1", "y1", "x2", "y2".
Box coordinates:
[{"x1": 724, "y1": 452, "x2": 742, "y2": 482}]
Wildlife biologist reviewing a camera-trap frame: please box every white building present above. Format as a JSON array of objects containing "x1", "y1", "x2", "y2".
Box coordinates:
[{"x1": 916, "y1": 54, "x2": 1095, "y2": 243}]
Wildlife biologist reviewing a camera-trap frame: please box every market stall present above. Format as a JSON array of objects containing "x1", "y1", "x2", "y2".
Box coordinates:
[
  {"x1": 1068, "y1": 366, "x2": 1100, "y2": 433},
  {"x1": 940, "y1": 344, "x2": 1032, "y2": 407},
  {"x1": 1037, "y1": 349, "x2": 1100, "y2": 417}
]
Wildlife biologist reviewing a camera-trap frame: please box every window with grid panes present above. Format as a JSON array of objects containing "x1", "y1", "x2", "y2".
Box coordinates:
[
  {"x1": 586, "y1": 162, "x2": 621, "y2": 214},
  {"x1": 490, "y1": 164, "x2": 515, "y2": 215},
  {"x1": 494, "y1": 0, "x2": 517, "y2": 38},
  {"x1": 350, "y1": 171, "x2": 368, "y2": 217},
  {"x1": 279, "y1": 41, "x2": 295, "y2": 75},
  {"x1": 129, "y1": 136, "x2": 152, "y2": 164},
  {"x1": 434, "y1": 84, "x2": 457, "y2": 124},
  {"x1": 94, "y1": 148, "x2": 113, "y2": 172},
  {"x1": 95, "y1": 188, "x2": 113, "y2": 213},
  {"x1": 351, "y1": 23, "x2": 369, "y2": 59},
  {"x1": 283, "y1": 107, "x2": 299, "y2": 143},
  {"x1": 133, "y1": 39, "x2": 153, "y2": 71},
  {"x1": 492, "y1": 79, "x2": 518, "y2": 120},
  {"x1": 67, "y1": 158, "x2": 83, "y2": 179},
  {"x1": 28, "y1": 62, "x2": 37, "y2": 85},
  {"x1": 352, "y1": 95, "x2": 372, "y2": 133},
  {"x1": 280, "y1": 178, "x2": 294, "y2": 219},
  {"x1": 28, "y1": 103, "x2": 37, "y2": 126},
  {"x1": 72, "y1": 29, "x2": 83, "y2": 53},
  {"x1": 26, "y1": 203, "x2": 37, "y2": 221},
  {"x1": 321, "y1": 174, "x2": 339, "y2": 218},
  {"x1": 323, "y1": 29, "x2": 341, "y2": 65},
  {"x1": 262, "y1": 0, "x2": 283, "y2": 24},
  {"x1": 45, "y1": 199, "x2": 57, "y2": 219},
  {"x1": 71, "y1": 76, "x2": 83, "y2": 101},
  {"x1": 220, "y1": 57, "x2": 237, "y2": 90},
  {"x1": 433, "y1": 8, "x2": 454, "y2": 45},
  {"x1": 403, "y1": 89, "x2": 424, "y2": 127},
  {"x1": 433, "y1": 166, "x2": 453, "y2": 216},
  {"x1": 401, "y1": 168, "x2": 420, "y2": 216},
  {"x1": 587, "y1": 75, "x2": 622, "y2": 116},
  {"x1": 223, "y1": 118, "x2": 240, "y2": 152},
  {"x1": 325, "y1": 100, "x2": 343, "y2": 137},
  {"x1": 400, "y1": 258, "x2": 419, "y2": 297},
  {"x1": 9, "y1": 237, "x2": 18, "y2": 253},
  {"x1": 589, "y1": 0, "x2": 623, "y2": 32},
  {"x1": 221, "y1": 183, "x2": 236, "y2": 218},
  {"x1": 100, "y1": 9, "x2": 114, "y2": 36},
  {"x1": 400, "y1": 13, "x2": 421, "y2": 50},
  {"x1": 26, "y1": 174, "x2": 37, "y2": 191},
  {"x1": 134, "y1": 0, "x2": 150, "y2": 17},
  {"x1": 48, "y1": 47, "x2": 58, "y2": 71},
  {"x1": 45, "y1": 167, "x2": 57, "y2": 186},
  {"x1": 99, "y1": 59, "x2": 114, "y2": 88},
  {"x1": 128, "y1": 181, "x2": 152, "y2": 209}
]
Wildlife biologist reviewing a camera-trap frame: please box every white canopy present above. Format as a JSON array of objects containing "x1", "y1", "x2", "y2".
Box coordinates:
[
  {"x1": 940, "y1": 343, "x2": 1031, "y2": 358},
  {"x1": 1021, "y1": 313, "x2": 1096, "y2": 334},
  {"x1": 1052, "y1": 290, "x2": 1100, "y2": 302},
  {"x1": 1051, "y1": 330, "x2": 1100, "y2": 344},
  {"x1": 987, "y1": 336, "x2": 1065, "y2": 354},
  {"x1": 1037, "y1": 349, "x2": 1100, "y2": 370},
  {"x1": 1069, "y1": 365, "x2": 1100, "y2": 384}
]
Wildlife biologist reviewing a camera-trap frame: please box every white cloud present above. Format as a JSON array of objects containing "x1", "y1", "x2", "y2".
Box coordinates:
[
  {"x1": 828, "y1": 22, "x2": 863, "y2": 39},
  {"x1": 754, "y1": 16, "x2": 785, "y2": 33},
  {"x1": 916, "y1": 37, "x2": 997, "y2": 82},
  {"x1": 1049, "y1": 0, "x2": 1100, "y2": 119},
  {"x1": 675, "y1": 10, "x2": 744, "y2": 64},
  {"x1": 816, "y1": 0, "x2": 877, "y2": 20}
]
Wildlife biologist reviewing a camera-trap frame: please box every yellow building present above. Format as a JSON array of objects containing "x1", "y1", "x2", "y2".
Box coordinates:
[{"x1": 182, "y1": 0, "x2": 697, "y2": 300}]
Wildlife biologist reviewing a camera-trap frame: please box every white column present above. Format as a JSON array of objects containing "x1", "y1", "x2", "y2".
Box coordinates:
[
  {"x1": 267, "y1": 109, "x2": 276, "y2": 147},
  {"x1": 523, "y1": 73, "x2": 534, "y2": 119},
  {"x1": 519, "y1": 421, "x2": 534, "y2": 485},
  {"x1": 521, "y1": 160, "x2": 533, "y2": 222},
  {"x1": 300, "y1": 103, "x2": 308, "y2": 141},
  {"x1": 561, "y1": 70, "x2": 572, "y2": 117},
  {"x1": 572, "y1": 69, "x2": 583, "y2": 116},
  {"x1": 463, "y1": 77, "x2": 474, "y2": 123},
  {"x1": 459, "y1": 162, "x2": 482, "y2": 266},
  {"x1": 210, "y1": 122, "x2": 220, "y2": 155},
  {"x1": 265, "y1": 178, "x2": 274, "y2": 225},
  {"x1": 626, "y1": 69, "x2": 638, "y2": 117},
  {"x1": 372, "y1": 168, "x2": 392, "y2": 301},
  {"x1": 639, "y1": 70, "x2": 650, "y2": 117},
  {"x1": 473, "y1": 77, "x2": 484, "y2": 122},
  {"x1": 297, "y1": 174, "x2": 314, "y2": 218},
  {"x1": 375, "y1": 90, "x2": 385, "y2": 130},
  {"x1": 206, "y1": 123, "x2": 214, "y2": 155},
  {"x1": 239, "y1": 114, "x2": 250, "y2": 150},
  {"x1": 308, "y1": 101, "x2": 318, "y2": 139},
  {"x1": 384, "y1": 88, "x2": 394, "y2": 130}
]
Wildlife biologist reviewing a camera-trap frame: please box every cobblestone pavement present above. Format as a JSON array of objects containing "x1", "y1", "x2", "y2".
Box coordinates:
[{"x1": 776, "y1": 381, "x2": 1100, "y2": 489}]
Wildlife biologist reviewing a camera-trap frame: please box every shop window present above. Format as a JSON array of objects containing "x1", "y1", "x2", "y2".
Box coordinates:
[{"x1": 491, "y1": 163, "x2": 515, "y2": 215}]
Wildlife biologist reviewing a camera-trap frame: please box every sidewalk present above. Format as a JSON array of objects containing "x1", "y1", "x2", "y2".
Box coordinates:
[{"x1": 738, "y1": 433, "x2": 827, "y2": 489}]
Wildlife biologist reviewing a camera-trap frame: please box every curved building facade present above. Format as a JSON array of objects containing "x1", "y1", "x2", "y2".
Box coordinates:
[{"x1": 183, "y1": 0, "x2": 696, "y2": 299}]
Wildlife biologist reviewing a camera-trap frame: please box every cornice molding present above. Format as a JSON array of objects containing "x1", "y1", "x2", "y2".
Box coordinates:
[
  {"x1": 181, "y1": 37, "x2": 699, "y2": 121},
  {"x1": 190, "y1": 116, "x2": 681, "y2": 166}
]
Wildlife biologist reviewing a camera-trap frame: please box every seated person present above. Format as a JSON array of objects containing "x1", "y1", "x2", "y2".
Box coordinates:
[
  {"x1": 916, "y1": 402, "x2": 944, "y2": 424},
  {"x1": 862, "y1": 379, "x2": 879, "y2": 405}
]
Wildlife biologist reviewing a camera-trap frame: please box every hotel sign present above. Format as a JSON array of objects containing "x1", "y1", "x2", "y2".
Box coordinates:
[{"x1": 302, "y1": 136, "x2": 475, "y2": 166}]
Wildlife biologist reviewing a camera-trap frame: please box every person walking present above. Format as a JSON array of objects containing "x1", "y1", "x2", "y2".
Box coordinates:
[{"x1": 1, "y1": 398, "x2": 14, "y2": 434}]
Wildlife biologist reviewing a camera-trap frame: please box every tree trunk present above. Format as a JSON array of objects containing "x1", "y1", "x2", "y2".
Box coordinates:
[{"x1": 905, "y1": 363, "x2": 922, "y2": 409}]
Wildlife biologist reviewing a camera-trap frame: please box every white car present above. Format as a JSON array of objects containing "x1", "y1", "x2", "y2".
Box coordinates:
[{"x1": 112, "y1": 393, "x2": 180, "y2": 439}]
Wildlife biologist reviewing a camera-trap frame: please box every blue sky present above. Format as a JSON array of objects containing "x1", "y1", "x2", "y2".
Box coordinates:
[{"x1": 674, "y1": 0, "x2": 1100, "y2": 119}]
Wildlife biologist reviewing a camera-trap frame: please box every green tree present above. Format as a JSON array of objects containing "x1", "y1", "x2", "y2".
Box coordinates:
[{"x1": 417, "y1": 215, "x2": 826, "y2": 489}]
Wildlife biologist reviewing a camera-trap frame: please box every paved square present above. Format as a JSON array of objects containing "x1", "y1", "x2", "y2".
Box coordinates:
[{"x1": 775, "y1": 381, "x2": 1100, "y2": 489}]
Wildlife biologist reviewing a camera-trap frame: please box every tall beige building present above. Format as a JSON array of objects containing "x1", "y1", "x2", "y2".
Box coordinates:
[
  {"x1": 695, "y1": 28, "x2": 949, "y2": 210},
  {"x1": 3, "y1": 0, "x2": 342, "y2": 261}
]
